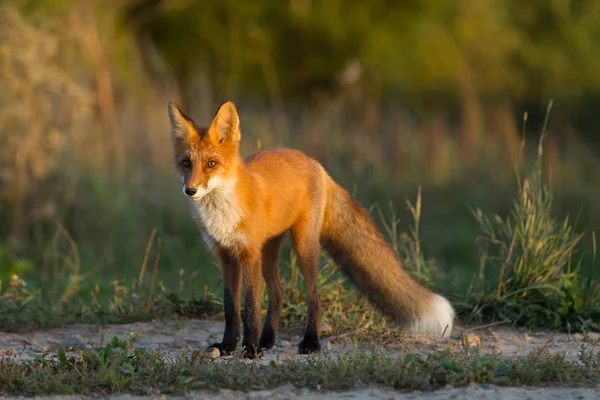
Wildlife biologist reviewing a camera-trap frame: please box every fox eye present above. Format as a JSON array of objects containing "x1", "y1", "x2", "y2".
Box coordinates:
[
  {"x1": 181, "y1": 159, "x2": 192, "y2": 169},
  {"x1": 207, "y1": 160, "x2": 217, "y2": 168}
]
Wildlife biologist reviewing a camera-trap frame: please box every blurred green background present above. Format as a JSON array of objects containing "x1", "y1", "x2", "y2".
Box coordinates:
[{"x1": 1, "y1": 0, "x2": 599, "y2": 300}]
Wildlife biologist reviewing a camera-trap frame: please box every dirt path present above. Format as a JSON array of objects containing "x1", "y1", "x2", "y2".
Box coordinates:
[
  {"x1": 2, "y1": 386, "x2": 600, "y2": 400},
  {"x1": 1, "y1": 320, "x2": 599, "y2": 399},
  {"x1": 0, "y1": 320, "x2": 596, "y2": 362}
]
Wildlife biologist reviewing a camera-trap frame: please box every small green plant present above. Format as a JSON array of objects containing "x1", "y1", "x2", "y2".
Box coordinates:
[
  {"x1": 0, "y1": 246, "x2": 32, "y2": 284},
  {"x1": 376, "y1": 187, "x2": 436, "y2": 288},
  {"x1": 462, "y1": 104, "x2": 600, "y2": 331}
]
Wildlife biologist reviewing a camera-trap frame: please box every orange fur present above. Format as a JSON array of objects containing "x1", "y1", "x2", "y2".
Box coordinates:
[{"x1": 168, "y1": 101, "x2": 455, "y2": 358}]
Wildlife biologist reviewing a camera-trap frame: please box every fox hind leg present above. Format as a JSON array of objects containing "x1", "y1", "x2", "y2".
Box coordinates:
[{"x1": 292, "y1": 216, "x2": 323, "y2": 354}]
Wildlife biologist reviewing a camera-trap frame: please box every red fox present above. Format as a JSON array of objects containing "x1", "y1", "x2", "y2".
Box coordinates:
[{"x1": 168, "y1": 101, "x2": 454, "y2": 358}]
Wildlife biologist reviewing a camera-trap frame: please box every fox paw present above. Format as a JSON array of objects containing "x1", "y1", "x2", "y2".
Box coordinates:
[
  {"x1": 205, "y1": 342, "x2": 236, "y2": 356},
  {"x1": 259, "y1": 328, "x2": 277, "y2": 350},
  {"x1": 241, "y1": 343, "x2": 262, "y2": 359},
  {"x1": 298, "y1": 337, "x2": 321, "y2": 354}
]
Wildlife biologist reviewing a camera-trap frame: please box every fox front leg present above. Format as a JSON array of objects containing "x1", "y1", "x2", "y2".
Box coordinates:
[
  {"x1": 240, "y1": 250, "x2": 263, "y2": 359},
  {"x1": 207, "y1": 249, "x2": 241, "y2": 355}
]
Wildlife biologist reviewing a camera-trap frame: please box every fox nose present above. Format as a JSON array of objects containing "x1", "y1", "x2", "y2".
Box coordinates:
[{"x1": 185, "y1": 187, "x2": 197, "y2": 196}]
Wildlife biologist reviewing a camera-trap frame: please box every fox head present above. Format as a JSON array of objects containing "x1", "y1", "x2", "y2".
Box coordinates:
[{"x1": 168, "y1": 101, "x2": 241, "y2": 200}]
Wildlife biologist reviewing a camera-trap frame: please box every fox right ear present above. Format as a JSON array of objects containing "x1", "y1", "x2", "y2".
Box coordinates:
[{"x1": 168, "y1": 101, "x2": 193, "y2": 141}]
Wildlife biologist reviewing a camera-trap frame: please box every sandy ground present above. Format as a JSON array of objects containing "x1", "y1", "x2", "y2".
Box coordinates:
[
  {"x1": 2, "y1": 386, "x2": 600, "y2": 400},
  {"x1": 1, "y1": 320, "x2": 599, "y2": 399}
]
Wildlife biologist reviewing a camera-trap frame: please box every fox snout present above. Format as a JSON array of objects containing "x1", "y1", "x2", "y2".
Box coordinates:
[
  {"x1": 184, "y1": 186, "x2": 197, "y2": 196},
  {"x1": 182, "y1": 183, "x2": 207, "y2": 200}
]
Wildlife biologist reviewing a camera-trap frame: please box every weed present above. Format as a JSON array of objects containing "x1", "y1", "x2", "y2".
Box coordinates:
[{"x1": 460, "y1": 105, "x2": 600, "y2": 331}]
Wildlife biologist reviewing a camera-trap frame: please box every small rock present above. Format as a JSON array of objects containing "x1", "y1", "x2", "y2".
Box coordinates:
[
  {"x1": 134, "y1": 340, "x2": 153, "y2": 351},
  {"x1": 320, "y1": 321, "x2": 334, "y2": 335},
  {"x1": 273, "y1": 383, "x2": 295, "y2": 393},
  {"x1": 248, "y1": 389, "x2": 273, "y2": 399},
  {"x1": 25, "y1": 338, "x2": 42, "y2": 351},
  {"x1": 462, "y1": 332, "x2": 481, "y2": 348},
  {"x1": 205, "y1": 346, "x2": 220, "y2": 359},
  {"x1": 325, "y1": 341, "x2": 332, "y2": 351},
  {"x1": 583, "y1": 332, "x2": 600, "y2": 343},
  {"x1": 173, "y1": 340, "x2": 187, "y2": 349},
  {"x1": 24, "y1": 349, "x2": 39, "y2": 359},
  {"x1": 59, "y1": 334, "x2": 89, "y2": 351},
  {"x1": 280, "y1": 340, "x2": 292, "y2": 348}
]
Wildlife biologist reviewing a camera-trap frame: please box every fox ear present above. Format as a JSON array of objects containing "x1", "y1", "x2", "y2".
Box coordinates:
[
  {"x1": 210, "y1": 101, "x2": 240, "y2": 143},
  {"x1": 168, "y1": 101, "x2": 193, "y2": 141}
]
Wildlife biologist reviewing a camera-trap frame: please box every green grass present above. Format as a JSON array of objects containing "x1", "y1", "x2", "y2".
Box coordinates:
[
  {"x1": 455, "y1": 107, "x2": 600, "y2": 332},
  {"x1": 1, "y1": 334, "x2": 599, "y2": 395}
]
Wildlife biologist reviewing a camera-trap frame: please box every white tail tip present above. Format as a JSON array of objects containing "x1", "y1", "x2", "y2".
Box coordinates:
[{"x1": 410, "y1": 294, "x2": 455, "y2": 340}]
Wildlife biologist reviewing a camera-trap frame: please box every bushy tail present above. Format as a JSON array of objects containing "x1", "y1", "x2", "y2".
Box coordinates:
[{"x1": 320, "y1": 178, "x2": 454, "y2": 340}]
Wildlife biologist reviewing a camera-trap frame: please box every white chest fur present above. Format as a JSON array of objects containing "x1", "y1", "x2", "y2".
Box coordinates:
[{"x1": 191, "y1": 186, "x2": 246, "y2": 250}]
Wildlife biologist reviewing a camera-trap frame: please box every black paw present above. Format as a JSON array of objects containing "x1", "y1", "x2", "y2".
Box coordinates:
[
  {"x1": 206, "y1": 342, "x2": 236, "y2": 356},
  {"x1": 298, "y1": 336, "x2": 321, "y2": 354},
  {"x1": 241, "y1": 342, "x2": 262, "y2": 359},
  {"x1": 259, "y1": 327, "x2": 276, "y2": 350}
]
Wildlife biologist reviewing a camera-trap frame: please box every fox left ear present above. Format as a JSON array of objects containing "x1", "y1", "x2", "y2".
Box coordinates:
[
  {"x1": 168, "y1": 101, "x2": 193, "y2": 141},
  {"x1": 210, "y1": 101, "x2": 241, "y2": 144}
]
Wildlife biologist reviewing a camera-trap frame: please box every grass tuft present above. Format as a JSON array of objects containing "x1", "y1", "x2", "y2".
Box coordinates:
[{"x1": 459, "y1": 106, "x2": 600, "y2": 332}]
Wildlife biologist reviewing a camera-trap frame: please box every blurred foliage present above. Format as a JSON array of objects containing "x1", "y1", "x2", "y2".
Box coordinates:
[
  {"x1": 0, "y1": 245, "x2": 32, "y2": 283},
  {"x1": 128, "y1": 0, "x2": 600, "y2": 102}
]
